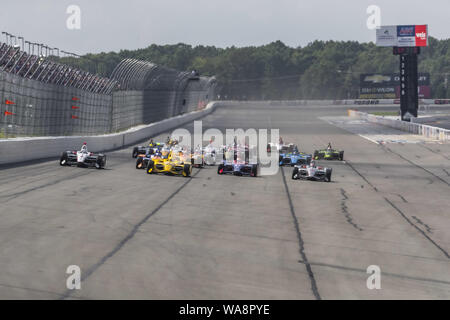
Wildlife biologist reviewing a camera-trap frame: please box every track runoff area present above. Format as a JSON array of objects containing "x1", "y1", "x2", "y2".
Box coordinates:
[{"x1": 0, "y1": 102, "x2": 449, "y2": 301}]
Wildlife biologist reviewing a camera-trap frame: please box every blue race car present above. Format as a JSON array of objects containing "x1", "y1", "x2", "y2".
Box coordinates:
[{"x1": 279, "y1": 144, "x2": 312, "y2": 166}]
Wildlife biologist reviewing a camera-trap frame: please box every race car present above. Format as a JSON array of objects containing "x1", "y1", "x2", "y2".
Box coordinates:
[
  {"x1": 267, "y1": 143, "x2": 282, "y2": 153},
  {"x1": 132, "y1": 141, "x2": 165, "y2": 158},
  {"x1": 203, "y1": 144, "x2": 218, "y2": 165},
  {"x1": 191, "y1": 148, "x2": 205, "y2": 168},
  {"x1": 291, "y1": 162, "x2": 332, "y2": 182},
  {"x1": 146, "y1": 149, "x2": 192, "y2": 177},
  {"x1": 217, "y1": 145, "x2": 258, "y2": 177},
  {"x1": 278, "y1": 144, "x2": 312, "y2": 166},
  {"x1": 267, "y1": 137, "x2": 286, "y2": 153},
  {"x1": 313, "y1": 144, "x2": 344, "y2": 161},
  {"x1": 135, "y1": 148, "x2": 162, "y2": 169},
  {"x1": 217, "y1": 160, "x2": 258, "y2": 177},
  {"x1": 60, "y1": 143, "x2": 106, "y2": 169}
]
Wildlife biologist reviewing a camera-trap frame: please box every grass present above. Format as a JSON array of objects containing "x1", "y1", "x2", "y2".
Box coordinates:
[{"x1": 369, "y1": 111, "x2": 399, "y2": 116}]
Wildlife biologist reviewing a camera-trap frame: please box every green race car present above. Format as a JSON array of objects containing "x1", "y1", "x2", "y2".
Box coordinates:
[{"x1": 314, "y1": 147, "x2": 344, "y2": 161}]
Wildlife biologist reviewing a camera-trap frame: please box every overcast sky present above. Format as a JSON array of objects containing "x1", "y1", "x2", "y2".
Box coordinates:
[{"x1": 0, "y1": 0, "x2": 448, "y2": 55}]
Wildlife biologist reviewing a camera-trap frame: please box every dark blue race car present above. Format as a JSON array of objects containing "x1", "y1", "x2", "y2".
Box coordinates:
[
  {"x1": 217, "y1": 145, "x2": 258, "y2": 177},
  {"x1": 217, "y1": 160, "x2": 258, "y2": 177},
  {"x1": 278, "y1": 144, "x2": 312, "y2": 166}
]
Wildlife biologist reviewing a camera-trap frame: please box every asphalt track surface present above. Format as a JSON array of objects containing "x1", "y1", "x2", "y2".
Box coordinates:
[{"x1": 0, "y1": 103, "x2": 449, "y2": 299}]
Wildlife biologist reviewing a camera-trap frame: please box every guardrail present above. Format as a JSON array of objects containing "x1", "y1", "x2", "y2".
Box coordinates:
[
  {"x1": 348, "y1": 109, "x2": 450, "y2": 142},
  {"x1": 217, "y1": 99, "x2": 450, "y2": 106}
]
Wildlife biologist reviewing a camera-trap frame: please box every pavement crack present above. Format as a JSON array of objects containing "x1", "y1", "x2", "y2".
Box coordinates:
[
  {"x1": 411, "y1": 216, "x2": 433, "y2": 234},
  {"x1": 345, "y1": 161, "x2": 378, "y2": 192},
  {"x1": 297, "y1": 260, "x2": 450, "y2": 286},
  {"x1": 59, "y1": 169, "x2": 201, "y2": 300},
  {"x1": 418, "y1": 144, "x2": 450, "y2": 161},
  {"x1": 340, "y1": 189, "x2": 363, "y2": 231},
  {"x1": 383, "y1": 146, "x2": 450, "y2": 187},
  {"x1": 280, "y1": 166, "x2": 321, "y2": 300},
  {"x1": 384, "y1": 197, "x2": 449, "y2": 260},
  {"x1": 396, "y1": 194, "x2": 408, "y2": 203},
  {"x1": 0, "y1": 171, "x2": 91, "y2": 203}
]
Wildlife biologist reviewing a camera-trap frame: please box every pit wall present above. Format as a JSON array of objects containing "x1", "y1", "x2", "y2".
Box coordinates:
[{"x1": 348, "y1": 109, "x2": 450, "y2": 142}]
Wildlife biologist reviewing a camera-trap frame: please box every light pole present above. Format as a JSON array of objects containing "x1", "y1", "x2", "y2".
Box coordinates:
[
  {"x1": 445, "y1": 73, "x2": 448, "y2": 99},
  {"x1": 25, "y1": 41, "x2": 31, "y2": 54},
  {"x1": 1, "y1": 31, "x2": 9, "y2": 43},
  {"x1": 18, "y1": 36, "x2": 24, "y2": 51},
  {"x1": 10, "y1": 35, "x2": 17, "y2": 46}
]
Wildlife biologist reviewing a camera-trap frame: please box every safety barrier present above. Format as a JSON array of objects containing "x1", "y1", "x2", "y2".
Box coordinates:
[
  {"x1": 347, "y1": 109, "x2": 450, "y2": 142},
  {"x1": 0, "y1": 60, "x2": 216, "y2": 137},
  {"x1": 0, "y1": 101, "x2": 226, "y2": 166}
]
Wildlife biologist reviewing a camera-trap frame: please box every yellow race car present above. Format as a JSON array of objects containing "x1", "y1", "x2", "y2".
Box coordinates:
[{"x1": 146, "y1": 149, "x2": 192, "y2": 177}]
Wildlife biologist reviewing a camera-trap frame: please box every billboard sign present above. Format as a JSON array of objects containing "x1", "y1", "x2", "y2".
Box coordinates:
[
  {"x1": 415, "y1": 25, "x2": 428, "y2": 47},
  {"x1": 359, "y1": 73, "x2": 430, "y2": 99},
  {"x1": 397, "y1": 25, "x2": 416, "y2": 47},
  {"x1": 376, "y1": 26, "x2": 397, "y2": 46},
  {"x1": 376, "y1": 25, "x2": 428, "y2": 47}
]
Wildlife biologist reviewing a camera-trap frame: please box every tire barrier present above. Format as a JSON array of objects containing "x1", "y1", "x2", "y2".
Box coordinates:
[{"x1": 348, "y1": 109, "x2": 450, "y2": 142}]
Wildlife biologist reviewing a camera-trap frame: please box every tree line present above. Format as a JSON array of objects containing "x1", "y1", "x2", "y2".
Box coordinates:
[{"x1": 59, "y1": 37, "x2": 450, "y2": 99}]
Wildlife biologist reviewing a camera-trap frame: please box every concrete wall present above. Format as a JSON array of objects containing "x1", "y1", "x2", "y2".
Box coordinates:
[
  {"x1": 0, "y1": 101, "x2": 224, "y2": 166},
  {"x1": 348, "y1": 109, "x2": 450, "y2": 142}
]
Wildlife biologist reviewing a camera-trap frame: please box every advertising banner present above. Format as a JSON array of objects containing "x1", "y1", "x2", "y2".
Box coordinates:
[
  {"x1": 359, "y1": 73, "x2": 430, "y2": 99},
  {"x1": 376, "y1": 25, "x2": 428, "y2": 47},
  {"x1": 376, "y1": 26, "x2": 397, "y2": 47},
  {"x1": 414, "y1": 25, "x2": 428, "y2": 47},
  {"x1": 397, "y1": 25, "x2": 416, "y2": 47}
]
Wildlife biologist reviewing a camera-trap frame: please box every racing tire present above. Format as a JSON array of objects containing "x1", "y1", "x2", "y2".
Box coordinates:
[
  {"x1": 60, "y1": 152, "x2": 68, "y2": 166},
  {"x1": 339, "y1": 151, "x2": 344, "y2": 161},
  {"x1": 313, "y1": 150, "x2": 319, "y2": 160},
  {"x1": 96, "y1": 155, "x2": 106, "y2": 169},
  {"x1": 325, "y1": 168, "x2": 332, "y2": 182},
  {"x1": 136, "y1": 157, "x2": 144, "y2": 169},
  {"x1": 182, "y1": 164, "x2": 192, "y2": 177},
  {"x1": 251, "y1": 164, "x2": 258, "y2": 177},
  {"x1": 292, "y1": 167, "x2": 299, "y2": 180},
  {"x1": 217, "y1": 164, "x2": 224, "y2": 175},
  {"x1": 146, "y1": 160, "x2": 154, "y2": 174},
  {"x1": 132, "y1": 147, "x2": 139, "y2": 158}
]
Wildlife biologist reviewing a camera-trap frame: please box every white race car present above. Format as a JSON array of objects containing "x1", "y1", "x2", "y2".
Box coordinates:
[
  {"x1": 60, "y1": 143, "x2": 106, "y2": 169},
  {"x1": 291, "y1": 162, "x2": 332, "y2": 182},
  {"x1": 203, "y1": 144, "x2": 219, "y2": 165}
]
